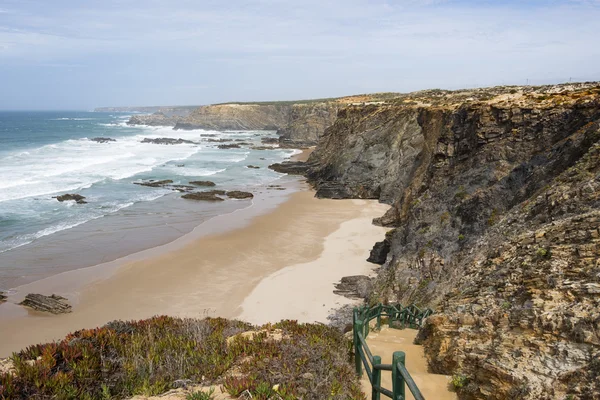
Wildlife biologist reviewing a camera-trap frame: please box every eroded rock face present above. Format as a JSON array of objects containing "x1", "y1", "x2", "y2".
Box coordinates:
[
  {"x1": 304, "y1": 83, "x2": 600, "y2": 399},
  {"x1": 20, "y1": 294, "x2": 72, "y2": 314},
  {"x1": 367, "y1": 240, "x2": 390, "y2": 264}
]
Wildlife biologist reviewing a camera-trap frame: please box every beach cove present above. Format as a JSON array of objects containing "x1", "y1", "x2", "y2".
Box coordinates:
[{"x1": 0, "y1": 164, "x2": 389, "y2": 357}]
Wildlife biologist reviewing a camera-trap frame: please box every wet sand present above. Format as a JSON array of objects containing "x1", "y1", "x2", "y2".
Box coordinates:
[{"x1": 0, "y1": 180, "x2": 389, "y2": 357}]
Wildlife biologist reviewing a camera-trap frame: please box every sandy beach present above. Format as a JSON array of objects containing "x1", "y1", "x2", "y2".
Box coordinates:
[{"x1": 0, "y1": 174, "x2": 389, "y2": 357}]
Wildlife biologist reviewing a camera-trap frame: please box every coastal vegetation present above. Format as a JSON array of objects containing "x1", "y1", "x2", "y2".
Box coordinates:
[{"x1": 0, "y1": 317, "x2": 364, "y2": 400}]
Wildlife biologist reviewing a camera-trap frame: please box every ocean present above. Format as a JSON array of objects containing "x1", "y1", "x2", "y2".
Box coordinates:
[{"x1": 0, "y1": 111, "x2": 299, "y2": 290}]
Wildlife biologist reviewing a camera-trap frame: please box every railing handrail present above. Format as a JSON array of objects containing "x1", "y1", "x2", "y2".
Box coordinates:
[{"x1": 353, "y1": 303, "x2": 433, "y2": 400}]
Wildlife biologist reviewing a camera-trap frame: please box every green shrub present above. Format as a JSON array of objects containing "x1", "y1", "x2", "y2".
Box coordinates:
[
  {"x1": 451, "y1": 373, "x2": 469, "y2": 390},
  {"x1": 536, "y1": 247, "x2": 551, "y2": 259},
  {"x1": 458, "y1": 234, "x2": 465, "y2": 241}
]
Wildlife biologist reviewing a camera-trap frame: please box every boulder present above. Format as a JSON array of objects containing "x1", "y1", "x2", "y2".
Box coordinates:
[
  {"x1": 133, "y1": 180, "x2": 174, "y2": 188},
  {"x1": 141, "y1": 138, "x2": 196, "y2": 145},
  {"x1": 227, "y1": 191, "x2": 254, "y2": 199},
  {"x1": 189, "y1": 180, "x2": 216, "y2": 187},
  {"x1": 268, "y1": 161, "x2": 309, "y2": 175},
  {"x1": 0, "y1": 292, "x2": 6, "y2": 303},
  {"x1": 367, "y1": 240, "x2": 391, "y2": 264},
  {"x1": 54, "y1": 194, "x2": 87, "y2": 204},
  {"x1": 181, "y1": 192, "x2": 225, "y2": 201},
  {"x1": 247, "y1": 165, "x2": 260, "y2": 169},
  {"x1": 333, "y1": 276, "x2": 373, "y2": 300},
  {"x1": 90, "y1": 137, "x2": 116, "y2": 143},
  {"x1": 19, "y1": 294, "x2": 72, "y2": 314}
]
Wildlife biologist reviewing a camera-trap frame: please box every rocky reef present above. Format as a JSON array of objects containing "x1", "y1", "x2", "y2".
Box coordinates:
[{"x1": 304, "y1": 82, "x2": 600, "y2": 399}]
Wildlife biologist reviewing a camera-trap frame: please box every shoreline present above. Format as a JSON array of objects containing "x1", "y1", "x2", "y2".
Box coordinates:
[{"x1": 0, "y1": 149, "x2": 390, "y2": 357}]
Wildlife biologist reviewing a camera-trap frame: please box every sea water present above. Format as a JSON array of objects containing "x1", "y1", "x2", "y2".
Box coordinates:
[{"x1": 0, "y1": 111, "x2": 298, "y2": 289}]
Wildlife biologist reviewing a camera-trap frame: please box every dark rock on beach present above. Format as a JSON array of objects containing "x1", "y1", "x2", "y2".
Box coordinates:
[
  {"x1": 268, "y1": 161, "x2": 309, "y2": 175},
  {"x1": 0, "y1": 292, "x2": 6, "y2": 303},
  {"x1": 367, "y1": 239, "x2": 390, "y2": 264},
  {"x1": 54, "y1": 194, "x2": 87, "y2": 204},
  {"x1": 333, "y1": 276, "x2": 372, "y2": 300},
  {"x1": 141, "y1": 138, "x2": 196, "y2": 145},
  {"x1": 181, "y1": 192, "x2": 225, "y2": 201},
  {"x1": 226, "y1": 191, "x2": 254, "y2": 199},
  {"x1": 189, "y1": 180, "x2": 216, "y2": 187},
  {"x1": 90, "y1": 137, "x2": 116, "y2": 143},
  {"x1": 19, "y1": 294, "x2": 72, "y2": 314}
]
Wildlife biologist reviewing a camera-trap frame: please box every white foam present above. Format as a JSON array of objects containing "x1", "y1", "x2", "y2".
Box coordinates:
[{"x1": 0, "y1": 129, "x2": 202, "y2": 202}]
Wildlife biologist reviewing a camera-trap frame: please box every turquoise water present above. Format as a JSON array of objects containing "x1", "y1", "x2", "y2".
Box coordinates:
[{"x1": 0, "y1": 111, "x2": 297, "y2": 288}]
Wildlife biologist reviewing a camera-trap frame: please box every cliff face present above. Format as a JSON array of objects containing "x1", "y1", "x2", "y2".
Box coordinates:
[
  {"x1": 278, "y1": 103, "x2": 340, "y2": 146},
  {"x1": 127, "y1": 102, "x2": 339, "y2": 146},
  {"x1": 306, "y1": 83, "x2": 600, "y2": 399}
]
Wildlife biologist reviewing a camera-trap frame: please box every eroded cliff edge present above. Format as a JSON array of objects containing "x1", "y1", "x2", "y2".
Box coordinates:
[{"x1": 306, "y1": 83, "x2": 600, "y2": 399}]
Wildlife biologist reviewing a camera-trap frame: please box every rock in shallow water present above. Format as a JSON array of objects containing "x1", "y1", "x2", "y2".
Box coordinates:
[
  {"x1": 133, "y1": 179, "x2": 174, "y2": 188},
  {"x1": 181, "y1": 192, "x2": 225, "y2": 201},
  {"x1": 141, "y1": 138, "x2": 196, "y2": 145},
  {"x1": 90, "y1": 137, "x2": 116, "y2": 143},
  {"x1": 20, "y1": 294, "x2": 72, "y2": 314},
  {"x1": 189, "y1": 180, "x2": 216, "y2": 187},
  {"x1": 226, "y1": 191, "x2": 254, "y2": 199},
  {"x1": 54, "y1": 193, "x2": 87, "y2": 204}
]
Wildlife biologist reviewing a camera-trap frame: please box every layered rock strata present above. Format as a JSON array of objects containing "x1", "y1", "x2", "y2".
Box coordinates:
[{"x1": 305, "y1": 83, "x2": 600, "y2": 399}]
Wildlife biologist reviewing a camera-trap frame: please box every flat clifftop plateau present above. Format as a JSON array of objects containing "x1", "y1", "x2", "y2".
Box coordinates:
[{"x1": 304, "y1": 82, "x2": 600, "y2": 399}]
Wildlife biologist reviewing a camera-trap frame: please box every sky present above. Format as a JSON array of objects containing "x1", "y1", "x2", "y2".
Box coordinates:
[{"x1": 0, "y1": 0, "x2": 599, "y2": 110}]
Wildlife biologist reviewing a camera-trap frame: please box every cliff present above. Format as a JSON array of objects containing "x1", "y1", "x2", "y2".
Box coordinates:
[
  {"x1": 306, "y1": 83, "x2": 600, "y2": 399},
  {"x1": 126, "y1": 94, "x2": 398, "y2": 146}
]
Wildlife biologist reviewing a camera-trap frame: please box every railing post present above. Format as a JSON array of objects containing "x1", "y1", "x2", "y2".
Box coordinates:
[
  {"x1": 376, "y1": 303, "x2": 382, "y2": 330},
  {"x1": 353, "y1": 308, "x2": 362, "y2": 376},
  {"x1": 392, "y1": 351, "x2": 406, "y2": 400},
  {"x1": 372, "y1": 355, "x2": 381, "y2": 400}
]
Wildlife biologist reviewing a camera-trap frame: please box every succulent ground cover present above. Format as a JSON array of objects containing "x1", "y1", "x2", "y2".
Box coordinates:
[{"x1": 0, "y1": 317, "x2": 364, "y2": 400}]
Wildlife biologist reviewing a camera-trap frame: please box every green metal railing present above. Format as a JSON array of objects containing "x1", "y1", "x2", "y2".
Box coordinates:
[{"x1": 353, "y1": 303, "x2": 434, "y2": 400}]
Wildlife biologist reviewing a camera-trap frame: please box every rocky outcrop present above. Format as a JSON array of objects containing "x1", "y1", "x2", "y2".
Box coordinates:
[
  {"x1": 19, "y1": 294, "x2": 72, "y2": 314},
  {"x1": 181, "y1": 192, "x2": 225, "y2": 202},
  {"x1": 217, "y1": 144, "x2": 241, "y2": 149},
  {"x1": 304, "y1": 83, "x2": 600, "y2": 399},
  {"x1": 0, "y1": 292, "x2": 6, "y2": 303},
  {"x1": 367, "y1": 239, "x2": 390, "y2": 265},
  {"x1": 333, "y1": 276, "x2": 373, "y2": 300},
  {"x1": 133, "y1": 179, "x2": 174, "y2": 188},
  {"x1": 54, "y1": 194, "x2": 87, "y2": 204}
]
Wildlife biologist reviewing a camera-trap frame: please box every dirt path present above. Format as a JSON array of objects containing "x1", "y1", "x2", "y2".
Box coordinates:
[{"x1": 360, "y1": 327, "x2": 457, "y2": 400}]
